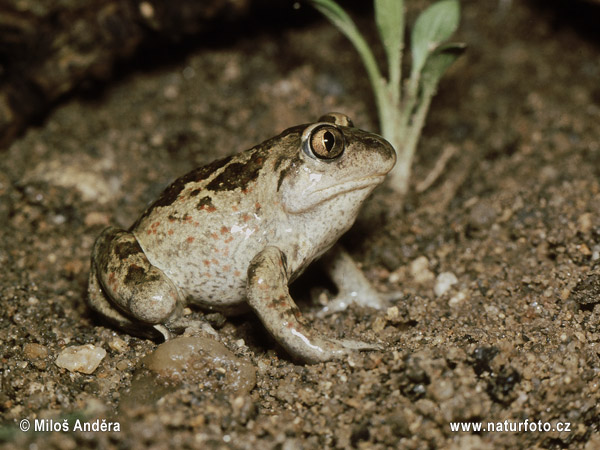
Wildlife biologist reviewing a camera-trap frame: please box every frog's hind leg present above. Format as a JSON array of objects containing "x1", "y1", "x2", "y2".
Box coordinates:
[
  {"x1": 246, "y1": 246, "x2": 381, "y2": 364},
  {"x1": 88, "y1": 261, "x2": 167, "y2": 339},
  {"x1": 87, "y1": 227, "x2": 184, "y2": 339}
]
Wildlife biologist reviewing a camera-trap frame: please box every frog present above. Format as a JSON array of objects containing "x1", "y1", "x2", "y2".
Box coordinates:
[{"x1": 87, "y1": 113, "x2": 396, "y2": 364}]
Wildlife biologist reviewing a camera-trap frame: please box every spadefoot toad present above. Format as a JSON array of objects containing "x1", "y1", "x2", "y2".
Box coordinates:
[{"x1": 88, "y1": 113, "x2": 395, "y2": 363}]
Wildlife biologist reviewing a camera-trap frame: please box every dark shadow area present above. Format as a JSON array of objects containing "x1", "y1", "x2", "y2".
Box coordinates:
[{"x1": 529, "y1": 0, "x2": 600, "y2": 44}]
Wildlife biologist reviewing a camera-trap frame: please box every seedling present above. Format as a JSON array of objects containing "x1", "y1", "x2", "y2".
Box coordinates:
[{"x1": 310, "y1": 0, "x2": 465, "y2": 196}]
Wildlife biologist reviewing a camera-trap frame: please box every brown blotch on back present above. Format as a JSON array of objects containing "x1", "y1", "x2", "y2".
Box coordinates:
[
  {"x1": 131, "y1": 155, "x2": 233, "y2": 228},
  {"x1": 113, "y1": 240, "x2": 143, "y2": 260},
  {"x1": 205, "y1": 149, "x2": 264, "y2": 192}
]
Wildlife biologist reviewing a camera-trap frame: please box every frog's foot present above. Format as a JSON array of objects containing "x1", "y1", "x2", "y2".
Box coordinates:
[
  {"x1": 329, "y1": 338, "x2": 383, "y2": 352},
  {"x1": 160, "y1": 316, "x2": 219, "y2": 339},
  {"x1": 247, "y1": 246, "x2": 381, "y2": 364},
  {"x1": 88, "y1": 227, "x2": 184, "y2": 338},
  {"x1": 317, "y1": 245, "x2": 388, "y2": 316},
  {"x1": 153, "y1": 324, "x2": 174, "y2": 341}
]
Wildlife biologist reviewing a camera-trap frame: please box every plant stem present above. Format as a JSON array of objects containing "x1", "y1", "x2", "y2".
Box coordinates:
[{"x1": 388, "y1": 82, "x2": 435, "y2": 194}]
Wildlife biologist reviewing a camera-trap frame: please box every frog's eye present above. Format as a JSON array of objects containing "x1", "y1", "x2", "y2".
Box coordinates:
[{"x1": 308, "y1": 125, "x2": 345, "y2": 160}]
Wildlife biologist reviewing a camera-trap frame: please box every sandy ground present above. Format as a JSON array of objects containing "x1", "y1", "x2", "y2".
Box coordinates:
[{"x1": 2, "y1": 1, "x2": 600, "y2": 448}]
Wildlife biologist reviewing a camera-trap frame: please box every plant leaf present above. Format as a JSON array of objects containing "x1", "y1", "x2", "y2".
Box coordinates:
[
  {"x1": 309, "y1": 0, "x2": 386, "y2": 120},
  {"x1": 421, "y1": 42, "x2": 466, "y2": 89},
  {"x1": 411, "y1": 0, "x2": 460, "y2": 78},
  {"x1": 375, "y1": 0, "x2": 404, "y2": 88},
  {"x1": 310, "y1": 0, "x2": 359, "y2": 38}
]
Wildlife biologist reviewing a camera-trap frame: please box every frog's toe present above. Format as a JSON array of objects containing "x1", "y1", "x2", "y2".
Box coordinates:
[
  {"x1": 153, "y1": 318, "x2": 218, "y2": 342},
  {"x1": 332, "y1": 338, "x2": 383, "y2": 352},
  {"x1": 317, "y1": 290, "x2": 388, "y2": 317},
  {"x1": 153, "y1": 324, "x2": 173, "y2": 341},
  {"x1": 168, "y1": 318, "x2": 219, "y2": 338},
  {"x1": 304, "y1": 337, "x2": 383, "y2": 363}
]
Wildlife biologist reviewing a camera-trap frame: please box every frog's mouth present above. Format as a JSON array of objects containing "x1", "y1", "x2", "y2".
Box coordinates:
[
  {"x1": 312, "y1": 174, "x2": 386, "y2": 197},
  {"x1": 285, "y1": 174, "x2": 386, "y2": 214}
]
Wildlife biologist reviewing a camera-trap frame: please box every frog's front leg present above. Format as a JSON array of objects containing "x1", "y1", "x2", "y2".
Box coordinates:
[
  {"x1": 246, "y1": 246, "x2": 380, "y2": 364},
  {"x1": 88, "y1": 226, "x2": 184, "y2": 339}
]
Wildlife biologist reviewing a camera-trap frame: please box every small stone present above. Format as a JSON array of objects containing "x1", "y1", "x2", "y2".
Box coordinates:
[
  {"x1": 150, "y1": 132, "x2": 165, "y2": 147},
  {"x1": 410, "y1": 256, "x2": 435, "y2": 284},
  {"x1": 579, "y1": 243, "x2": 592, "y2": 256},
  {"x1": 585, "y1": 433, "x2": 600, "y2": 450},
  {"x1": 163, "y1": 85, "x2": 179, "y2": 100},
  {"x1": 468, "y1": 201, "x2": 497, "y2": 229},
  {"x1": 430, "y1": 379, "x2": 454, "y2": 402},
  {"x1": 577, "y1": 212, "x2": 593, "y2": 234},
  {"x1": 449, "y1": 435, "x2": 494, "y2": 450},
  {"x1": 143, "y1": 336, "x2": 256, "y2": 395},
  {"x1": 372, "y1": 316, "x2": 387, "y2": 332},
  {"x1": 23, "y1": 343, "x2": 48, "y2": 360},
  {"x1": 385, "y1": 306, "x2": 400, "y2": 321},
  {"x1": 448, "y1": 291, "x2": 467, "y2": 307},
  {"x1": 108, "y1": 337, "x2": 128, "y2": 353},
  {"x1": 116, "y1": 360, "x2": 131, "y2": 371},
  {"x1": 569, "y1": 273, "x2": 600, "y2": 305},
  {"x1": 435, "y1": 272, "x2": 458, "y2": 297},
  {"x1": 84, "y1": 211, "x2": 110, "y2": 227},
  {"x1": 139, "y1": 1, "x2": 154, "y2": 19},
  {"x1": 55, "y1": 344, "x2": 107, "y2": 374}
]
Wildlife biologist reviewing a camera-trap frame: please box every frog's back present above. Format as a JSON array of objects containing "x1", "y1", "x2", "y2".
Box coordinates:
[{"x1": 130, "y1": 129, "x2": 302, "y2": 309}]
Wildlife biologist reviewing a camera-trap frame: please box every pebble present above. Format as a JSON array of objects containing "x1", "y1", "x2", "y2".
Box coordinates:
[
  {"x1": 448, "y1": 291, "x2": 466, "y2": 307},
  {"x1": 577, "y1": 212, "x2": 593, "y2": 234},
  {"x1": 55, "y1": 344, "x2": 107, "y2": 374},
  {"x1": 143, "y1": 336, "x2": 256, "y2": 394},
  {"x1": 84, "y1": 211, "x2": 110, "y2": 227},
  {"x1": 26, "y1": 160, "x2": 121, "y2": 204},
  {"x1": 385, "y1": 306, "x2": 400, "y2": 321},
  {"x1": 468, "y1": 201, "x2": 497, "y2": 229},
  {"x1": 434, "y1": 272, "x2": 458, "y2": 297},
  {"x1": 108, "y1": 337, "x2": 129, "y2": 353},
  {"x1": 23, "y1": 343, "x2": 48, "y2": 360},
  {"x1": 410, "y1": 256, "x2": 435, "y2": 284}
]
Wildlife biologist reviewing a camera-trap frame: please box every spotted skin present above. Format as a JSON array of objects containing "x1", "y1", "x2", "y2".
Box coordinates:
[{"x1": 87, "y1": 113, "x2": 396, "y2": 363}]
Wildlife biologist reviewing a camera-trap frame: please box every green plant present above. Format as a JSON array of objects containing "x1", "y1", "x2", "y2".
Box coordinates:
[{"x1": 310, "y1": 0, "x2": 465, "y2": 196}]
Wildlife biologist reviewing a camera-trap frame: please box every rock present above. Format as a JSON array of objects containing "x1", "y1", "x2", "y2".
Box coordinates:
[
  {"x1": 410, "y1": 256, "x2": 435, "y2": 284},
  {"x1": 434, "y1": 272, "x2": 458, "y2": 297},
  {"x1": 143, "y1": 336, "x2": 256, "y2": 395},
  {"x1": 577, "y1": 212, "x2": 593, "y2": 235},
  {"x1": 468, "y1": 201, "x2": 497, "y2": 229},
  {"x1": 23, "y1": 343, "x2": 48, "y2": 360},
  {"x1": 570, "y1": 272, "x2": 600, "y2": 305},
  {"x1": 55, "y1": 344, "x2": 107, "y2": 374}
]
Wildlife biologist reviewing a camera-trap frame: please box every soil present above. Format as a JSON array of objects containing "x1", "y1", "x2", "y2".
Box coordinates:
[{"x1": 2, "y1": 1, "x2": 600, "y2": 448}]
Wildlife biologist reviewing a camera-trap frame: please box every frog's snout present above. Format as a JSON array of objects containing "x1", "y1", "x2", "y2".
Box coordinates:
[
  {"x1": 366, "y1": 134, "x2": 396, "y2": 175},
  {"x1": 381, "y1": 137, "x2": 397, "y2": 171}
]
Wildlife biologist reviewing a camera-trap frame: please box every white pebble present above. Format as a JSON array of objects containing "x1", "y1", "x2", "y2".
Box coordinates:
[
  {"x1": 55, "y1": 344, "x2": 106, "y2": 374},
  {"x1": 108, "y1": 337, "x2": 128, "y2": 353},
  {"x1": 448, "y1": 291, "x2": 466, "y2": 307},
  {"x1": 434, "y1": 272, "x2": 458, "y2": 297},
  {"x1": 410, "y1": 256, "x2": 435, "y2": 284}
]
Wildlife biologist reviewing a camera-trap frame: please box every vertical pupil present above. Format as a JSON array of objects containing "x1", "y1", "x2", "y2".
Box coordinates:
[{"x1": 323, "y1": 131, "x2": 334, "y2": 152}]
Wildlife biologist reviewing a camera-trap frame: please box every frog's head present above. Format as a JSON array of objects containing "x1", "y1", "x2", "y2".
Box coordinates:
[{"x1": 277, "y1": 113, "x2": 396, "y2": 218}]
